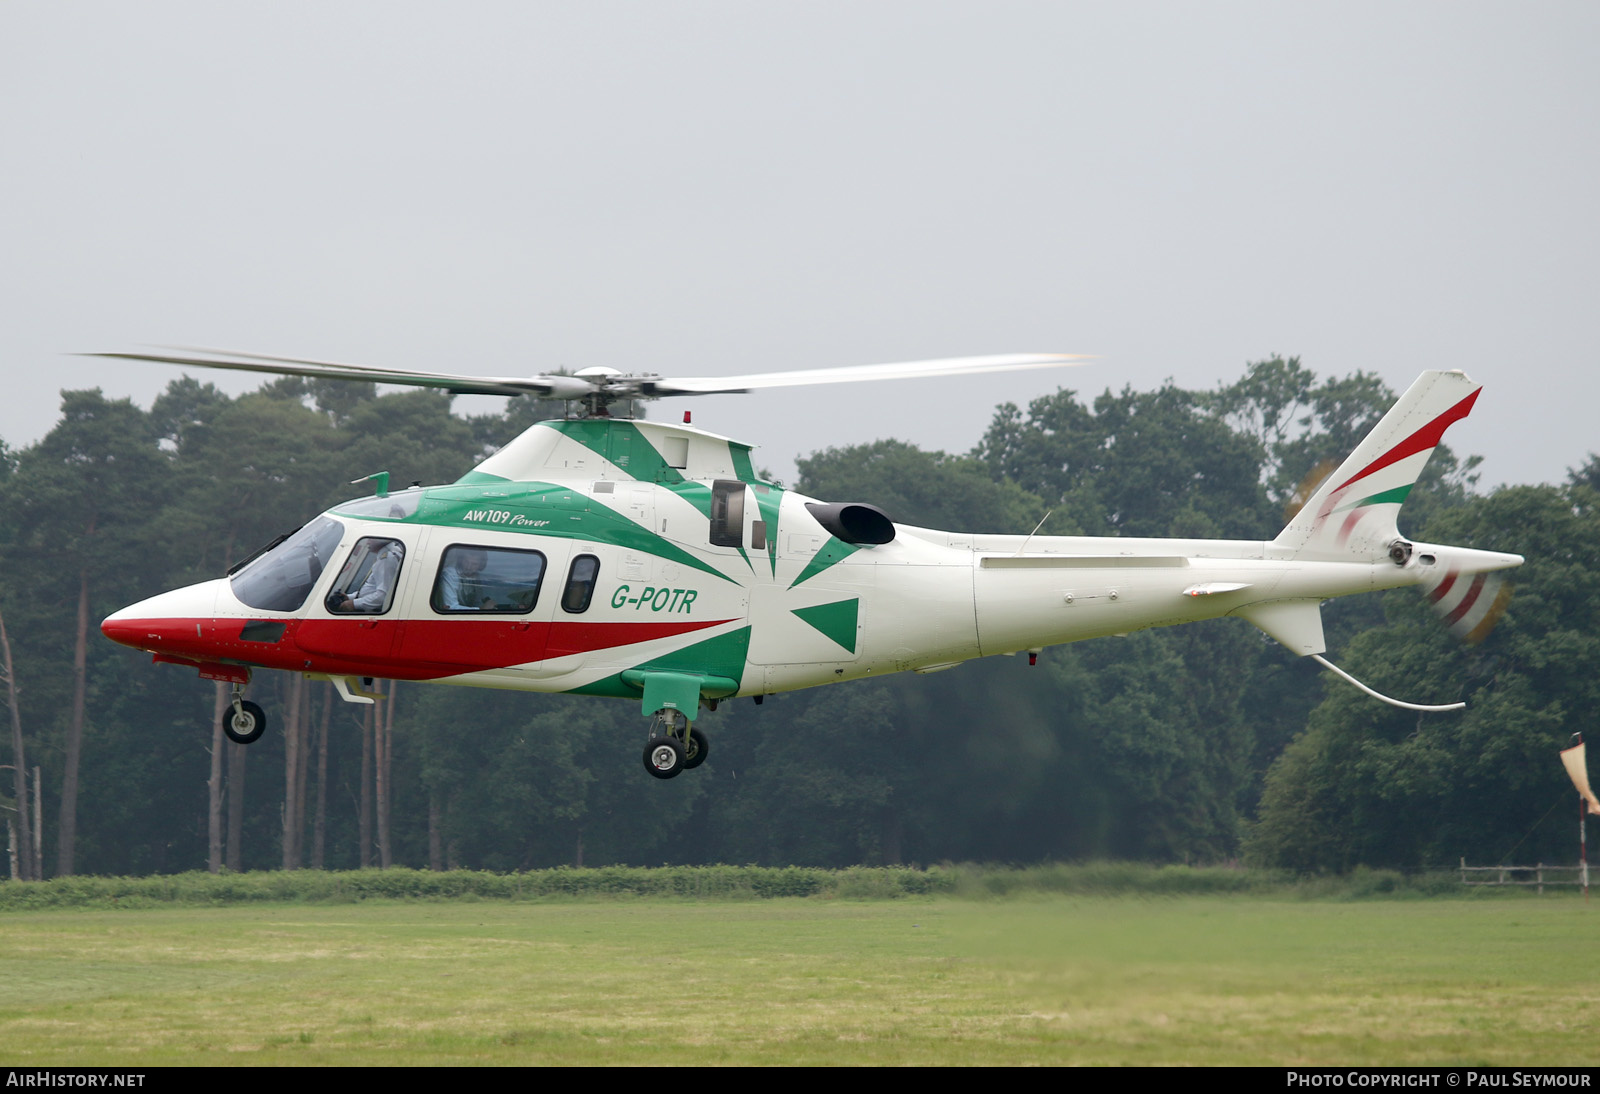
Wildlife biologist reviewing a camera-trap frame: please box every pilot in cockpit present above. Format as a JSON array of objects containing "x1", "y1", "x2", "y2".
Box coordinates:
[{"x1": 327, "y1": 540, "x2": 404, "y2": 614}]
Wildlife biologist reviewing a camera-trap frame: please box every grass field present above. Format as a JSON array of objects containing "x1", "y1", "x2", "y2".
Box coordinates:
[{"x1": 2, "y1": 893, "x2": 1594, "y2": 1065}]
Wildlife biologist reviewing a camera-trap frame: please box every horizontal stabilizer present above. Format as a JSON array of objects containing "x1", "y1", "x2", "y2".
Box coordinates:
[{"x1": 1236, "y1": 599, "x2": 1326, "y2": 656}]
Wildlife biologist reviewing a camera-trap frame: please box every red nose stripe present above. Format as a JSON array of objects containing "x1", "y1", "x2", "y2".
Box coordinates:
[
  {"x1": 103, "y1": 614, "x2": 738, "y2": 680},
  {"x1": 101, "y1": 617, "x2": 176, "y2": 649}
]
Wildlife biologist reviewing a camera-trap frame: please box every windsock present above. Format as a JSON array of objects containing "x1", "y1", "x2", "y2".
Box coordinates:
[{"x1": 1560, "y1": 738, "x2": 1600, "y2": 816}]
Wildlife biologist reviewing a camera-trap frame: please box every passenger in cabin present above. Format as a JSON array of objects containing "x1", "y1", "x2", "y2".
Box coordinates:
[
  {"x1": 327, "y1": 540, "x2": 404, "y2": 614},
  {"x1": 438, "y1": 547, "x2": 494, "y2": 611}
]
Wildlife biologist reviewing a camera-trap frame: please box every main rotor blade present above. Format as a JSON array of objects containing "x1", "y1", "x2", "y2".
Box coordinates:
[
  {"x1": 645, "y1": 353, "x2": 1091, "y2": 396},
  {"x1": 87, "y1": 346, "x2": 1092, "y2": 403},
  {"x1": 84, "y1": 347, "x2": 579, "y2": 398}
]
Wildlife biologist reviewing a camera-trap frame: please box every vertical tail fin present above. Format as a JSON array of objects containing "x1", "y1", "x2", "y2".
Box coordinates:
[{"x1": 1273, "y1": 370, "x2": 1481, "y2": 559}]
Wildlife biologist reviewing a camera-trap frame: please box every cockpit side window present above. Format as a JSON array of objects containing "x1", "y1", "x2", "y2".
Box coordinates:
[
  {"x1": 326, "y1": 537, "x2": 407, "y2": 615},
  {"x1": 710, "y1": 480, "x2": 745, "y2": 548},
  {"x1": 561, "y1": 554, "x2": 600, "y2": 613},
  {"x1": 230, "y1": 516, "x2": 346, "y2": 613}
]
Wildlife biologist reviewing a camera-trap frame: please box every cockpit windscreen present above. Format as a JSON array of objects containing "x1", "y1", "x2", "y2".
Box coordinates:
[{"x1": 230, "y1": 516, "x2": 346, "y2": 612}]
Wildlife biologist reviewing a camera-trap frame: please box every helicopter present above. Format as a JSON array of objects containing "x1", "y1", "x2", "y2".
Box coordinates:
[{"x1": 96, "y1": 348, "x2": 1522, "y2": 779}]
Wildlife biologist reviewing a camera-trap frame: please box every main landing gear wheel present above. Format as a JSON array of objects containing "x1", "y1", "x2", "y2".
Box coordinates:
[
  {"x1": 223, "y1": 699, "x2": 267, "y2": 745},
  {"x1": 682, "y1": 727, "x2": 709, "y2": 770},
  {"x1": 641, "y1": 709, "x2": 709, "y2": 779},
  {"x1": 643, "y1": 735, "x2": 686, "y2": 780}
]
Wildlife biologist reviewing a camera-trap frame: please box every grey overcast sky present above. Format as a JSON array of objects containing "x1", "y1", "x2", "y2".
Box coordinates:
[{"x1": 2, "y1": 2, "x2": 1595, "y2": 491}]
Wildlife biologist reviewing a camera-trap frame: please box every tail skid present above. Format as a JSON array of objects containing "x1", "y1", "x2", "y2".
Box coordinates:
[{"x1": 1310, "y1": 654, "x2": 1465, "y2": 712}]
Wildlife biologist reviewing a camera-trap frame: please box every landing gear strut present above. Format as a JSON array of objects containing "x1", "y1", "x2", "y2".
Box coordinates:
[
  {"x1": 641, "y1": 709, "x2": 709, "y2": 780},
  {"x1": 222, "y1": 685, "x2": 266, "y2": 745}
]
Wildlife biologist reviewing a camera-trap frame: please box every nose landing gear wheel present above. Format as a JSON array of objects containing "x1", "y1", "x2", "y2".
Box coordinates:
[
  {"x1": 643, "y1": 735, "x2": 686, "y2": 780},
  {"x1": 223, "y1": 699, "x2": 267, "y2": 745}
]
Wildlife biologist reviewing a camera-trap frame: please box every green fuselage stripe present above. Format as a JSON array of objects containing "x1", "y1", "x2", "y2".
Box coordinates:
[
  {"x1": 730, "y1": 445, "x2": 783, "y2": 576},
  {"x1": 419, "y1": 485, "x2": 738, "y2": 584},
  {"x1": 566, "y1": 625, "x2": 753, "y2": 702},
  {"x1": 789, "y1": 536, "x2": 861, "y2": 589},
  {"x1": 553, "y1": 420, "x2": 688, "y2": 485},
  {"x1": 791, "y1": 598, "x2": 859, "y2": 653}
]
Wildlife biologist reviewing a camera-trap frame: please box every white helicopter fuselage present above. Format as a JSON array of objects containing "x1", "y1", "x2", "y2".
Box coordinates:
[
  {"x1": 102, "y1": 393, "x2": 1516, "y2": 700},
  {"x1": 100, "y1": 369, "x2": 1521, "y2": 774}
]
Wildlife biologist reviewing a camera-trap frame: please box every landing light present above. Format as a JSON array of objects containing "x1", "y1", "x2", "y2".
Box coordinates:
[{"x1": 1182, "y1": 582, "x2": 1253, "y2": 597}]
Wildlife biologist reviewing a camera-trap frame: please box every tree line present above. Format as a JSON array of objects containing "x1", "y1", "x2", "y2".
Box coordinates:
[{"x1": 1, "y1": 359, "x2": 1594, "y2": 878}]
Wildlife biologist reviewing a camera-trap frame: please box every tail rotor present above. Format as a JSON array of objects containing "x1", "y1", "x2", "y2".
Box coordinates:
[{"x1": 1422, "y1": 566, "x2": 1513, "y2": 646}]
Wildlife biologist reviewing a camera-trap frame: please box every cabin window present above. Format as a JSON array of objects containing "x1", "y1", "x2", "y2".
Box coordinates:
[
  {"x1": 326, "y1": 537, "x2": 407, "y2": 615},
  {"x1": 230, "y1": 516, "x2": 346, "y2": 613},
  {"x1": 430, "y1": 544, "x2": 546, "y2": 614},
  {"x1": 561, "y1": 554, "x2": 601, "y2": 613},
  {"x1": 710, "y1": 480, "x2": 745, "y2": 547}
]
